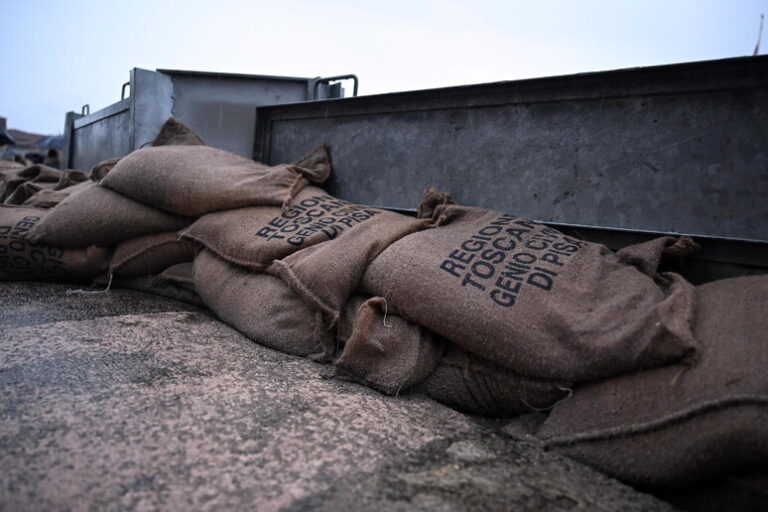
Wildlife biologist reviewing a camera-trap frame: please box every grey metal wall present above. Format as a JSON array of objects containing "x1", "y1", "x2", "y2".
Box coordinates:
[
  {"x1": 64, "y1": 69, "x2": 316, "y2": 172},
  {"x1": 68, "y1": 100, "x2": 132, "y2": 172},
  {"x1": 167, "y1": 72, "x2": 310, "y2": 157},
  {"x1": 67, "y1": 68, "x2": 173, "y2": 171},
  {"x1": 254, "y1": 56, "x2": 768, "y2": 242}
]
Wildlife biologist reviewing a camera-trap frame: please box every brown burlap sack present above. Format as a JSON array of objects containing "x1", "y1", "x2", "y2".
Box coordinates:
[
  {"x1": 537, "y1": 275, "x2": 768, "y2": 486},
  {"x1": 1, "y1": 164, "x2": 77, "y2": 204},
  {"x1": 101, "y1": 144, "x2": 331, "y2": 216},
  {"x1": 5, "y1": 180, "x2": 59, "y2": 205},
  {"x1": 22, "y1": 180, "x2": 92, "y2": 209},
  {"x1": 616, "y1": 235, "x2": 700, "y2": 277},
  {"x1": 362, "y1": 202, "x2": 697, "y2": 382},
  {"x1": 93, "y1": 262, "x2": 203, "y2": 306},
  {"x1": 25, "y1": 182, "x2": 190, "y2": 248},
  {"x1": 193, "y1": 249, "x2": 325, "y2": 357},
  {"x1": 12, "y1": 169, "x2": 88, "y2": 206},
  {"x1": 88, "y1": 118, "x2": 205, "y2": 183},
  {"x1": 417, "y1": 344, "x2": 572, "y2": 418},
  {"x1": 150, "y1": 117, "x2": 206, "y2": 147},
  {"x1": 156, "y1": 261, "x2": 196, "y2": 291},
  {"x1": 110, "y1": 231, "x2": 195, "y2": 277},
  {"x1": 335, "y1": 296, "x2": 446, "y2": 395},
  {"x1": 0, "y1": 205, "x2": 110, "y2": 282},
  {"x1": 268, "y1": 208, "x2": 431, "y2": 328},
  {"x1": 90, "y1": 157, "x2": 121, "y2": 182},
  {"x1": 335, "y1": 295, "x2": 570, "y2": 416},
  {"x1": 182, "y1": 187, "x2": 409, "y2": 272}
]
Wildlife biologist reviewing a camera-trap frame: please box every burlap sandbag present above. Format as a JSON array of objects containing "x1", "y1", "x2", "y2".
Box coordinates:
[
  {"x1": 22, "y1": 180, "x2": 92, "y2": 209},
  {"x1": 335, "y1": 296, "x2": 446, "y2": 395},
  {"x1": 150, "y1": 117, "x2": 206, "y2": 147},
  {"x1": 362, "y1": 203, "x2": 697, "y2": 382},
  {"x1": 193, "y1": 249, "x2": 326, "y2": 357},
  {"x1": 0, "y1": 205, "x2": 110, "y2": 282},
  {"x1": 182, "y1": 187, "x2": 411, "y2": 272},
  {"x1": 25, "y1": 182, "x2": 190, "y2": 248},
  {"x1": 12, "y1": 169, "x2": 88, "y2": 206},
  {"x1": 157, "y1": 261, "x2": 196, "y2": 291},
  {"x1": 268, "y1": 208, "x2": 431, "y2": 328},
  {"x1": 616, "y1": 235, "x2": 700, "y2": 278},
  {"x1": 93, "y1": 262, "x2": 203, "y2": 306},
  {"x1": 1, "y1": 164, "x2": 59, "y2": 200},
  {"x1": 110, "y1": 231, "x2": 195, "y2": 277},
  {"x1": 101, "y1": 144, "x2": 331, "y2": 216},
  {"x1": 335, "y1": 296, "x2": 570, "y2": 416},
  {"x1": 5, "y1": 180, "x2": 59, "y2": 205},
  {"x1": 537, "y1": 275, "x2": 768, "y2": 486},
  {"x1": 89, "y1": 157, "x2": 121, "y2": 182},
  {"x1": 418, "y1": 345, "x2": 571, "y2": 418},
  {"x1": 88, "y1": 118, "x2": 206, "y2": 182},
  {"x1": 1, "y1": 165, "x2": 82, "y2": 204}
]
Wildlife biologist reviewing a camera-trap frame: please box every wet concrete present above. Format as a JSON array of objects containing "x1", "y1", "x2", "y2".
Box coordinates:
[{"x1": 0, "y1": 282, "x2": 674, "y2": 511}]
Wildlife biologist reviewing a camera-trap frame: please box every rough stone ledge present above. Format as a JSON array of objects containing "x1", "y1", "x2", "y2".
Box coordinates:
[{"x1": 0, "y1": 282, "x2": 673, "y2": 511}]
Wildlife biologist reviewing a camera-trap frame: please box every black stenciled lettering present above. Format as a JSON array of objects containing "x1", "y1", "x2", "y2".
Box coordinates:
[
  {"x1": 552, "y1": 242, "x2": 579, "y2": 253},
  {"x1": 525, "y1": 238, "x2": 549, "y2": 251},
  {"x1": 440, "y1": 259, "x2": 464, "y2": 278},
  {"x1": 478, "y1": 225, "x2": 502, "y2": 237},
  {"x1": 321, "y1": 225, "x2": 342, "y2": 239},
  {"x1": 462, "y1": 271, "x2": 486, "y2": 291},
  {"x1": 540, "y1": 252, "x2": 565, "y2": 266},
  {"x1": 512, "y1": 252, "x2": 537, "y2": 265},
  {"x1": 496, "y1": 274, "x2": 523, "y2": 292},
  {"x1": 527, "y1": 271, "x2": 554, "y2": 291},
  {"x1": 492, "y1": 237, "x2": 516, "y2": 251},
  {"x1": 257, "y1": 226, "x2": 280, "y2": 239},
  {"x1": 449, "y1": 249, "x2": 474, "y2": 264},
  {"x1": 471, "y1": 260, "x2": 495, "y2": 280},
  {"x1": 461, "y1": 239, "x2": 484, "y2": 252},
  {"x1": 505, "y1": 227, "x2": 530, "y2": 241},
  {"x1": 490, "y1": 288, "x2": 516, "y2": 307},
  {"x1": 481, "y1": 248, "x2": 505, "y2": 264},
  {"x1": 30, "y1": 249, "x2": 46, "y2": 264}
]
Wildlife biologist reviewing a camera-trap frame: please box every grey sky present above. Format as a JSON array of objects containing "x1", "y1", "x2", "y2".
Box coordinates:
[{"x1": 1, "y1": 0, "x2": 765, "y2": 134}]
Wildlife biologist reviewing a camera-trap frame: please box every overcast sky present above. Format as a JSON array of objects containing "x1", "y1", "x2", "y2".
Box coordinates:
[{"x1": 1, "y1": 0, "x2": 765, "y2": 134}]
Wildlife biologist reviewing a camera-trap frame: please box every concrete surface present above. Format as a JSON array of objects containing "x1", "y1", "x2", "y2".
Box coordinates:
[{"x1": 1, "y1": 282, "x2": 675, "y2": 511}]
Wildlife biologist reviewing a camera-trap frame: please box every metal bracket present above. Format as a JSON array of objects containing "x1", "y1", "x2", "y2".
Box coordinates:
[
  {"x1": 121, "y1": 82, "x2": 130, "y2": 100},
  {"x1": 81, "y1": 104, "x2": 90, "y2": 115},
  {"x1": 311, "y1": 75, "x2": 359, "y2": 99}
]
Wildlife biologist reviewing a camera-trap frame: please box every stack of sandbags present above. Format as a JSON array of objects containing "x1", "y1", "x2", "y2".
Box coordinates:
[
  {"x1": 0, "y1": 204, "x2": 110, "y2": 282},
  {"x1": 1, "y1": 163, "x2": 89, "y2": 207},
  {"x1": 334, "y1": 296, "x2": 571, "y2": 417},
  {"x1": 329, "y1": 189, "x2": 767, "y2": 502},
  {"x1": 536, "y1": 275, "x2": 768, "y2": 487},
  {"x1": 188, "y1": 186, "x2": 430, "y2": 359},
  {"x1": 4, "y1": 118, "x2": 330, "y2": 298}
]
